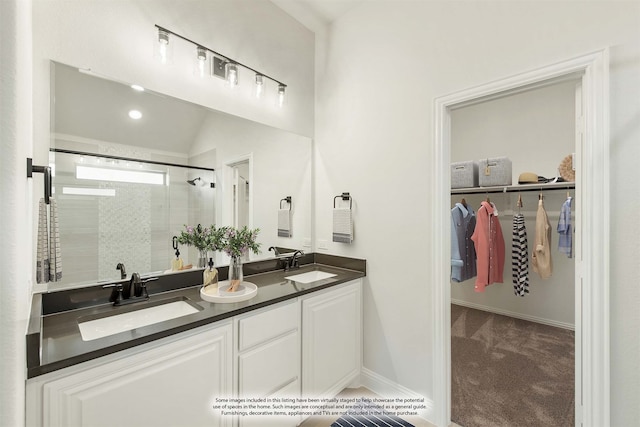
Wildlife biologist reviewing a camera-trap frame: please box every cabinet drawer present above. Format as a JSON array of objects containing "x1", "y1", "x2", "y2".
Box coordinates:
[
  {"x1": 238, "y1": 301, "x2": 298, "y2": 351},
  {"x1": 238, "y1": 331, "x2": 299, "y2": 397}
]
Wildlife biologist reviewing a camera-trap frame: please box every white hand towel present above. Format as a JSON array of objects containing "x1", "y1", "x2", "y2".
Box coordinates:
[
  {"x1": 49, "y1": 198, "x2": 62, "y2": 282},
  {"x1": 36, "y1": 198, "x2": 50, "y2": 284},
  {"x1": 278, "y1": 208, "x2": 292, "y2": 237},
  {"x1": 332, "y1": 208, "x2": 353, "y2": 243}
]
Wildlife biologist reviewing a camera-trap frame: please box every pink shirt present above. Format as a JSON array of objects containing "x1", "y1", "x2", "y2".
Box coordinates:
[{"x1": 471, "y1": 201, "x2": 505, "y2": 292}]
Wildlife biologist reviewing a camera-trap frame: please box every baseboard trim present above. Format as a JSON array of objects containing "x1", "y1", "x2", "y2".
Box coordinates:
[
  {"x1": 359, "y1": 367, "x2": 435, "y2": 424},
  {"x1": 451, "y1": 299, "x2": 575, "y2": 331}
]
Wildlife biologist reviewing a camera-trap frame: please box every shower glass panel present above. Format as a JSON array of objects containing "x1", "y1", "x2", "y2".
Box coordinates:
[{"x1": 50, "y1": 149, "x2": 215, "y2": 287}]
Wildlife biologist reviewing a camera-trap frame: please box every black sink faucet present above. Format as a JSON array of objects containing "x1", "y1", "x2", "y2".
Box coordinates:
[
  {"x1": 288, "y1": 250, "x2": 304, "y2": 270},
  {"x1": 116, "y1": 263, "x2": 126, "y2": 280},
  {"x1": 103, "y1": 273, "x2": 157, "y2": 306},
  {"x1": 268, "y1": 246, "x2": 281, "y2": 257},
  {"x1": 128, "y1": 272, "x2": 141, "y2": 299}
]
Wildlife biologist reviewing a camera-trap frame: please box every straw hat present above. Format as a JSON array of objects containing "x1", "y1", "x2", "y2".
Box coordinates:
[{"x1": 559, "y1": 154, "x2": 575, "y2": 182}]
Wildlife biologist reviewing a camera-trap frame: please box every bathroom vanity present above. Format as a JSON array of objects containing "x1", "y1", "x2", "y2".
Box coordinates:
[{"x1": 26, "y1": 254, "x2": 365, "y2": 427}]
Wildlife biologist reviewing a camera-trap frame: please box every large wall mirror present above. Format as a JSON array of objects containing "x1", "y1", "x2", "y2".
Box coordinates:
[{"x1": 50, "y1": 61, "x2": 312, "y2": 289}]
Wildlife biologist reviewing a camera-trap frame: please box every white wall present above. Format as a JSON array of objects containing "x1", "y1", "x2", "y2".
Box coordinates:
[
  {"x1": 314, "y1": 1, "x2": 640, "y2": 424},
  {"x1": 450, "y1": 81, "x2": 576, "y2": 329},
  {"x1": 0, "y1": 2, "x2": 314, "y2": 426},
  {"x1": 32, "y1": 0, "x2": 315, "y2": 170},
  {"x1": 0, "y1": 1, "x2": 32, "y2": 426},
  {"x1": 197, "y1": 112, "x2": 312, "y2": 261}
]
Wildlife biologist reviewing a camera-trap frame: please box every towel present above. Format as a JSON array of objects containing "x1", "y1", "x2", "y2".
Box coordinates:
[
  {"x1": 332, "y1": 208, "x2": 353, "y2": 243},
  {"x1": 36, "y1": 198, "x2": 50, "y2": 284},
  {"x1": 49, "y1": 198, "x2": 62, "y2": 282},
  {"x1": 277, "y1": 208, "x2": 292, "y2": 237}
]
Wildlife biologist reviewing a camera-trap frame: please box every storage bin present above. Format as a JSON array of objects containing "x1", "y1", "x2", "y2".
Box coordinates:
[
  {"x1": 451, "y1": 161, "x2": 479, "y2": 189},
  {"x1": 478, "y1": 157, "x2": 512, "y2": 186}
]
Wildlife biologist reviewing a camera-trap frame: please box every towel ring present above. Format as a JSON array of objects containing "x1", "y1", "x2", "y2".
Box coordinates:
[
  {"x1": 280, "y1": 196, "x2": 292, "y2": 210},
  {"x1": 334, "y1": 192, "x2": 352, "y2": 209}
]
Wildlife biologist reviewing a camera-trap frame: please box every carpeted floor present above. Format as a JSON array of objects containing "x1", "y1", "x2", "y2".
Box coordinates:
[{"x1": 451, "y1": 304, "x2": 575, "y2": 427}]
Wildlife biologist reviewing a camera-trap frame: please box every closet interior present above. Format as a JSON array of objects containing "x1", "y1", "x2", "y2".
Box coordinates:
[{"x1": 449, "y1": 79, "x2": 579, "y2": 427}]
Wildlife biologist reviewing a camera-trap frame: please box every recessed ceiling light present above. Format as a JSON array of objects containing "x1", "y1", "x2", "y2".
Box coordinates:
[
  {"x1": 128, "y1": 109, "x2": 142, "y2": 120},
  {"x1": 131, "y1": 84, "x2": 145, "y2": 92}
]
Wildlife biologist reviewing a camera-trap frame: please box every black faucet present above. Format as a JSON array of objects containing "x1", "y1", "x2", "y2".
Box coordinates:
[
  {"x1": 103, "y1": 273, "x2": 157, "y2": 306},
  {"x1": 268, "y1": 246, "x2": 281, "y2": 257},
  {"x1": 116, "y1": 263, "x2": 126, "y2": 280},
  {"x1": 288, "y1": 250, "x2": 304, "y2": 270}
]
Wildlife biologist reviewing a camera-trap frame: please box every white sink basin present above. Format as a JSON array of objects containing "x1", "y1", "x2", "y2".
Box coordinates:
[
  {"x1": 78, "y1": 300, "x2": 201, "y2": 341},
  {"x1": 285, "y1": 270, "x2": 337, "y2": 284}
]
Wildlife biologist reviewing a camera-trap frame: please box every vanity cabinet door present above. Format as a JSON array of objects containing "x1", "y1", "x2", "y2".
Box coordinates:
[
  {"x1": 301, "y1": 279, "x2": 362, "y2": 399},
  {"x1": 235, "y1": 300, "x2": 300, "y2": 427},
  {"x1": 27, "y1": 321, "x2": 233, "y2": 427}
]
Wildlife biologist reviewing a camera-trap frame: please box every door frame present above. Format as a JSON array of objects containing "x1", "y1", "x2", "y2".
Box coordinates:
[{"x1": 432, "y1": 50, "x2": 609, "y2": 427}]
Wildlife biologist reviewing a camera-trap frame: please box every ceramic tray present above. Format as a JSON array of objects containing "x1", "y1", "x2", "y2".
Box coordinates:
[{"x1": 200, "y1": 281, "x2": 257, "y2": 303}]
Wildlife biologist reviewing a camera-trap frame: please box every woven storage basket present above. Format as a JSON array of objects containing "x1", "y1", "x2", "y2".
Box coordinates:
[
  {"x1": 451, "y1": 161, "x2": 479, "y2": 188},
  {"x1": 479, "y1": 157, "x2": 512, "y2": 186}
]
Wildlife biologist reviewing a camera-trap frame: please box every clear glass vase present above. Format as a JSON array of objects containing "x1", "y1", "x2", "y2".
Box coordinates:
[
  {"x1": 197, "y1": 249, "x2": 208, "y2": 268},
  {"x1": 228, "y1": 255, "x2": 243, "y2": 291}
]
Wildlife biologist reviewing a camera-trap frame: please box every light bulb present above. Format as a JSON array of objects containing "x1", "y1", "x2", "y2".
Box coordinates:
[
  {"x1": 196, "y1": 46, "x2": 207, "y2": 78},
  {"x1": 255, "y1": 74, "x2": 264, "y2": 98},
  {"x1": 278, "y1": 84, "x2": 286, "y2": 107},
  {"x1": 157, "y1": 28, "x2": 170, "y2": 64},
  {"x1": 226, "y1": 63, "x2": 238, "y2": 88}
]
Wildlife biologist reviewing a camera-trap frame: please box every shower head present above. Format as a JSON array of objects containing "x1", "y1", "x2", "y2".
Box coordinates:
[{"x1": 187, "y1": 177, "x2": 202, "y2": 186}]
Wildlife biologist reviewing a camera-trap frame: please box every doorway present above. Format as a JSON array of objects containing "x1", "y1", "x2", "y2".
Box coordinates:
[
  {"x1": 449, "y1": 79, "x2": 579, "y2": 426},
  {"x1": 223, "y1": 153, "x2": 254, "y2": 262},
  {"x1": 432, "y1": 50, "x2": 610, "y2": 427}
]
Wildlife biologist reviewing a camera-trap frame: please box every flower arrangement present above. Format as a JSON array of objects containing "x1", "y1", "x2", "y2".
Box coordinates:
[
  {"x1": 176, "y1": 224, "x2": 226, "y2": 252},
  {"x1": 221, "y1": 226, "x2": 261, "y2": 258}
]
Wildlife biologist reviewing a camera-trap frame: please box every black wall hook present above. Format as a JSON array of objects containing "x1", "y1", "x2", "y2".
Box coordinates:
[{"x1": 27, "y1": 158, "x2": 52, "y2": 204}]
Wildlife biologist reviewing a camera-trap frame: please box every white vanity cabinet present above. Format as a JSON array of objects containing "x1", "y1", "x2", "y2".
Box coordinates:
[
  {"x1": 301, "y1": 279, "x2": 362, "y2": 399},
  {"x1": 27, "y1": 277, "x2": 363, "y2": 427},
  {"x1": 26, "y1": 321, "x2": 233, "y2": 427},
  {"x1": 234, "y1": 300, "x2": 300, "y2": 427}
]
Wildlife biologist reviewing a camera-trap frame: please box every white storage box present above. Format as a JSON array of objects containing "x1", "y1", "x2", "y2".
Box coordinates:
[
  {"x1": 451, "y1": 161, "x2": 479, "y2": 189},
  {"x1": 479, "y1": 157, "x2": 512, "y2": 186}
]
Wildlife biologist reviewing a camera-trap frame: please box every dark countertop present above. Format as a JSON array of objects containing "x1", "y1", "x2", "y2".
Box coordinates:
[{"x1": 27, "y1": 254, "x2": 365, "y2": 378}]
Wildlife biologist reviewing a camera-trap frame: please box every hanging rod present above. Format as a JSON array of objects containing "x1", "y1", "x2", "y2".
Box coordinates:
[
  {"x1": 27, "y1": 158, "x2": 52, "y2": 204},
  {"x1": 51, "y1": 148, "x2": 215, "y2": 172},
  {"x1": 155, "y1": 25, "x2": 286, "y2": 88},
  {"x1": 451, "y1": 181, "x2": 574, "y2": 195}
]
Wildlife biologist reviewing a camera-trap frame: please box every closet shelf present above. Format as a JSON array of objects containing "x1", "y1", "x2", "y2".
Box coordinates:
[{"x1": 451, "y1": 181, "x2": 575, "y2": 195}]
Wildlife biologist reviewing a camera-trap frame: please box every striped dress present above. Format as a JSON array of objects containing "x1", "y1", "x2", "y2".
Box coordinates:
[{"x1": 512, "y1": 213, "x2": 529, "y2": 296}]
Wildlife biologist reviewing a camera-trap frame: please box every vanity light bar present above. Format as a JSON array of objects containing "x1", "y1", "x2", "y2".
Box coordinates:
[{"x1": 155, "y1": 25, "x2": 287, "y2": 104}]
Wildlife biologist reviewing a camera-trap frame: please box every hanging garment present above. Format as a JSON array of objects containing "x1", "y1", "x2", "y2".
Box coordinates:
[
  {"x1": 557, "y1": 196, "x2": 572, "y2": 258},
  {"x1": 532, "y1": 199, "x2": 553, "y2": 279},
  {"x1": 512, "y1": 213, "x2": 529, "y2": 296},
  {"x1": 451, "y1": 202, "x2": 477, "y2": 282},
  {"x1": 471, "y1": 201, "x2": 505, "y2": 292}
]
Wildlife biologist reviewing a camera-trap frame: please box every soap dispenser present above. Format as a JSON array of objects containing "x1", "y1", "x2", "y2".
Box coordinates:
[
  {"x1": 171, "y1": 236, "x2": 184, "y2": 271},
  {"x1": 203, "y1": 257, "x2": 218, "y2": 291}
]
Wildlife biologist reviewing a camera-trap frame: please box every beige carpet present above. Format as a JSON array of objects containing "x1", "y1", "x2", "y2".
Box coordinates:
[{"x1": 451, "y1": 304, "x2": 574, "y2": 427}]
